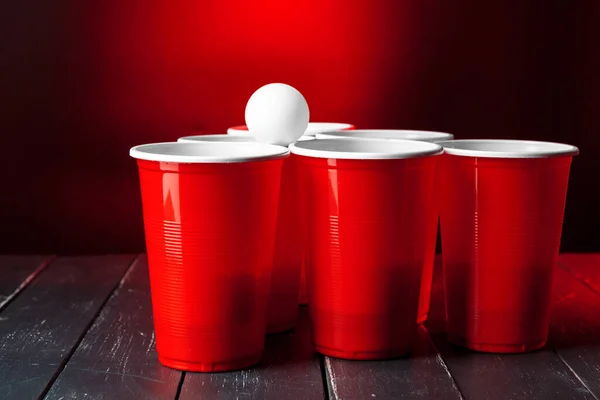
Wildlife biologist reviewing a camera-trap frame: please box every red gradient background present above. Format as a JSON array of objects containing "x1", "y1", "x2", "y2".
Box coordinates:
[{"x1": 1, "y1": 1, "x2": 598, "y2": 254}]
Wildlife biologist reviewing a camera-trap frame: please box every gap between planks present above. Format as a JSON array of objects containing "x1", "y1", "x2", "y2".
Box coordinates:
[
  {"x1": 320, "y1": 356, "x2": 332, "y2": 400},
  {"x1": 0, "y1": 255, "x2": 56, "y2": 313},
  {"x1": 175, "y1": 372, "x2": 186, "y2": 400},
  {"x1": 37, "y1": 254, "x2": 140, "y2": 399}
]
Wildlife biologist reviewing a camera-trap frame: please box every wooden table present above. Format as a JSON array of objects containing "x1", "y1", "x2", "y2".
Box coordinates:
[{"x1": 0, "y1": 254, "x2": 599, "y2": 399}]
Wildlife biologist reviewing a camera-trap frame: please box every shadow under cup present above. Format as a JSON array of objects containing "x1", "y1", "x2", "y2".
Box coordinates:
[
  {"x1": 291, "y1": 139, "x2": 442, "y2": 360},
  {"x1": 130, "y1": 142, "x2": 288, "y2": 372},
  {"x1": 438, "y1": 140, "x2": 579, "y2": 353}
]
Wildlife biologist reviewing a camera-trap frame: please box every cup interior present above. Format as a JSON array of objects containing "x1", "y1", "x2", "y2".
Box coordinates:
[
  {"x1": 439, "y1": 140, "x2": 579, "y2": 158},
  {"x1": 316, "y1": 129, "x2": 453, "y2": 142},
  {"x1": 290, "y1": 139, "x2": 442, "y2": 160},
  {"x1": 178, "y1": 135, "x2": 256, "y2": 143},
  {"x1": 130, "y1": 142, "x2": 289, "y2": 163}
]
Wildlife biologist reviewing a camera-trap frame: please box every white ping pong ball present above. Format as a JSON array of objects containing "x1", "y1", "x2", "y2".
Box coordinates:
[{"x1": 245, "y1": 83, "x2": 310, "y2": 146}]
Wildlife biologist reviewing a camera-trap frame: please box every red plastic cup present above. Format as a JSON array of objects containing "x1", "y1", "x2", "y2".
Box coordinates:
[
  {"x1": 301, "y1": 124, "x2": 358, "y2": 305},
  {"x1": 179, "y1": 134, "x2": 303, "y2": 333},
  {"x1": 130, "y1": 142, "x2": 288, "y2": 371},
  {"x1": 438, "y1": 140, "x2": 579, "y2": 353},
  {"x1": 290, "y1": 139, "x2": 442, "y2": 360},
  {"x1": 314, "y1": 129, "x2": 454, "y2": 324},
  {"x1": 227, "y1": 124, "x2": 356, "y2": 306}
]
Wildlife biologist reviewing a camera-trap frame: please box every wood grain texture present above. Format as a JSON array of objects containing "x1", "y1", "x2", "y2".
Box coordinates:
[
  {"x1": 559, "y1": 254, "x2": 600, "y2": 295},
  {"x1": 548, "y1": 262, "x2": 600, "y2": 399},
  {"x1": 0, "y1": 255, "x2": 54, "y2": 311},
  {"x1": 427, "y1": 258, "x2": 595, "y2": 400},
  {"x1": 45, "y1": 255, "x2": 182, "y2": 400},
  {"x1": 179, "y1": 307, "x2": 324, "y2": 400},
  {"x1": 325, "y1": 324, "x2": 463, "y2": 400},
  {"x1": 0, "y1": 255, "x2": 134, "y2": 400}
]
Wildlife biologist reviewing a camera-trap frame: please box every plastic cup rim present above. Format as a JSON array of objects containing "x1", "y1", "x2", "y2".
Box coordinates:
[
  {"x1": 302, "y1": 122, "x2": 355, "y2": 136},
  {"x1": 130, "y1": 141, "x2": 289, "y2": 163},
  {"x1": 227, "y1": 125, "x2": 251, "y2": 136},
  {"x1": 227, "y1": 122, "x2": 354, "y2": 137},
  {"x1": 438, "y1": 139, "x2": 579, "y2": 158},
  {"x1": 178, "y1": 134, "x2": 256, "y2": 143},
  {"x1": 178, "y1": 134, "x2": 315, "y2": 145},
  {"x1": 315, "y1": 129, "x2": 454, "y2": 142},
  {"x1": 289, "y1": 138, "x2": 443, "y2": 160}
]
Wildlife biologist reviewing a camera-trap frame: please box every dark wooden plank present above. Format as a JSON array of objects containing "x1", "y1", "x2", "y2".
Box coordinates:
[
  {"x1": 559, "y1": 253, "x2": 600, "y2": 295},
  {"x1": 45, "y1": 255, "x2": 182, "y2": 400},
  {"x1": 325, "y1": 324, "x2": 463, "y2": 400},
  {"x1": 0, "y1": 255, "x2": 54, "y2": 311},
  {"x1": 179, "y1": 307, "x2": 324, "y2": 400},
  {"x1": 547, "y1": 261, "x2": 600, "y2": 398},
  {"x1": 426, "y1": 257, "x2": 595, "y2": 400},
  {"x1": 0, "y1": 255, "x2": 134, "y2": 400}
]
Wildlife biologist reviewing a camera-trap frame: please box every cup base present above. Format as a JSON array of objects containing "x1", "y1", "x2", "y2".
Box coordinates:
[
  {"x1": 267, "y1": 320, "x2": 296, "y2": 334},
  {"x1": 449, "y1": 335, "x2": 547, "y2": 354},
  {"x1": 314, "y1": 343, "x2": 410, "y2": 360},
  {"x1": 417, "y1": 312, "x2": 428, "y2": 324},
  {"x1": 158, "y1": 353, "x2": 262, "y2": 372}
]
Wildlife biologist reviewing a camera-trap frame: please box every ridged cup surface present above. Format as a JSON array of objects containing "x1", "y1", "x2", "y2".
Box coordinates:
[{"x1": 137, "y1": 159, "x2": 283, "y2": 371}]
